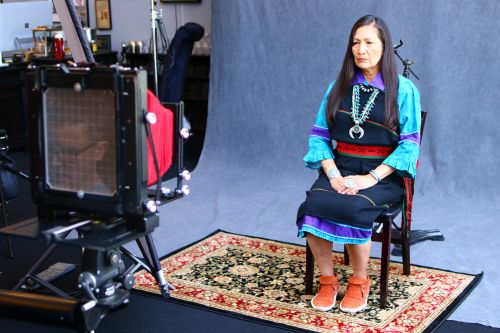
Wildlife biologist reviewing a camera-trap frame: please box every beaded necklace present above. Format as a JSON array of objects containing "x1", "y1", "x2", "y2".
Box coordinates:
[{"x1": 349, "y1": 84, "x2": 379, "y2": 139}]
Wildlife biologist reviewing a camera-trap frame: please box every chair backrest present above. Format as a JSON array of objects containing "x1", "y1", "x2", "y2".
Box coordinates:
[
  {"x1": 401, "y1": 110, "x2": 427, "y2": 233},
  {"x1": 420, "y1": 111, "x2": 427, "y2": 141}
]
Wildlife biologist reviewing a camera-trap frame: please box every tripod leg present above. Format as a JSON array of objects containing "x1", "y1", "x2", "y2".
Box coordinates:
[
  {"x1": 120, "y1": 246, "x2": 151, "y2": 274},
  {"x1": 136, "y1": 234, "x2": 174, "y2": 297},
  {"x1": 13, "y1": 243, "x2": 59, "y2": 291}
]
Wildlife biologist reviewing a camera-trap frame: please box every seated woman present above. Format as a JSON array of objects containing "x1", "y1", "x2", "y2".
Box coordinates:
[{"x1": 296, "y1": 15, "x2": 421, "y2": 313}]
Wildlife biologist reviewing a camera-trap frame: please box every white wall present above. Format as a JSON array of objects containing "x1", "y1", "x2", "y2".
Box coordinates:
[
  {"x1": 0, "y1": 1, "x2": 53, "y2": 51},
  {"x1": 88, "y1": 0, "x2": 211, "y2": 52},
  {"x1": 0, "y1": 0, "x2": 210, "y2": 53}
]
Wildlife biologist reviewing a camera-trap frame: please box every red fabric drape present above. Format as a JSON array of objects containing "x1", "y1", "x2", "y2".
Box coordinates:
[{"x1": 146, "y1": 90, "x2": 174, "y2": 186}]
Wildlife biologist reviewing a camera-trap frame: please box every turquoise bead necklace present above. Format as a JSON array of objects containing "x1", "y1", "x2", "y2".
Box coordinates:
[{"x1": 349, "y1": 84, "x2": 379, "y2": 139}]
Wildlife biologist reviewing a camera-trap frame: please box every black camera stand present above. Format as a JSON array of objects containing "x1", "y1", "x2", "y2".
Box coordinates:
[
  {"x1": 120, "y1": 234, "x2": 175, "y2": 297},
  {"x1": 12, "y1": 231, "x2": 75, "y2": 298},
  {"x1": 1, "y1": 213, "x2": 174, "y2": 332}
]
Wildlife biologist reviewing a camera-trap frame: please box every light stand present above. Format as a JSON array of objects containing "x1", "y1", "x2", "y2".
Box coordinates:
[
  {"x1": 393, "y1": 40, "x2": 420, "y2": 81},
  {"x1": 391, "y1": 40, "x2": 445, "y2": 256},
  {"x1": 153, "y1": 8, "x2": 170, "y2": 54},
  {"x1": 149, "y1": 0, "x2": 171, "y2": 97},
  {"x1": 150, "y1": 0, "x2": 160, "y2": 97}
]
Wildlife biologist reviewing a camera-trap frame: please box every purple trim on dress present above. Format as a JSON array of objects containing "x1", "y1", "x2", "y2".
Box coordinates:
[
  {"x1": 399, "y1": 132, "x2": 421, "y2": 145},
  {"x1": 297, "y1": 215, "x2": 372, "y2": 240},
  {"x1": 310, "y1": 126, "x2": 330, "y2": 140},
  {"x1": 353, "y1": 71, "x2": 385, "y2": 91}
]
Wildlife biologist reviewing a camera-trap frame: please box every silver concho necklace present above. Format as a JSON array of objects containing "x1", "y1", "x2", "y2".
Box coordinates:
[{"x1": 349, "y1": 84, "x2": 379, "y2": 139}]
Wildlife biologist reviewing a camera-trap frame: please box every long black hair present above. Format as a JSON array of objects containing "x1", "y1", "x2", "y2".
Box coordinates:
[{"x1": 327, "y1": 15, "x2": 399, "y2": 132}]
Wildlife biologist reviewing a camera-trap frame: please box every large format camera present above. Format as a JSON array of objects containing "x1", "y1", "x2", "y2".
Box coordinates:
[
  {"x1": 0, "y1": 65, "x2": 188, "y2": 332},
  {"x1": 0, "y1": 1, "x2": 191, "y2": 331}
]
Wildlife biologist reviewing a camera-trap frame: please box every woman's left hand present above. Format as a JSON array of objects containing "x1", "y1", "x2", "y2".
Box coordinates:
[{"x1": 340, "y1": 175, "x2": 377, "y2": 195}]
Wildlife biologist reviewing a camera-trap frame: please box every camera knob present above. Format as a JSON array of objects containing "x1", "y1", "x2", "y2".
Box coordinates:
[
  {"x1": 122, "y1": 273, "x2": 134, "y2": 290},
  {"x1": 180, "y1": 185, "x2": 190, "y2": 195},
  {"x1": 74, "y1": 82, "x2": 82, "y2": 92},
  {"x1": 179, "y1": 128, "x2": 190, "y2": 139},
  {"x1": 180, "y1": 170, "x2": 191, "y2": 181},
  {"x1": 144, "y1": 200, "x2": 157, "y2": 213},
  {"x1": 146, "y1": 112, "x2": 157, "y2": 124}
]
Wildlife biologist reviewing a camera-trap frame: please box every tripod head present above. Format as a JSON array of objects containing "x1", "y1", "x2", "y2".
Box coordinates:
[{"x1": 393, "y1": 39, "x2": 420, "y2": 80}]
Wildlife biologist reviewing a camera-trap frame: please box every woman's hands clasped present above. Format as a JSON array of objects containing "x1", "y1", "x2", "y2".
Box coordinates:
[{"x1": 330, "y1": 174, "x2": 378, "y2": 195}]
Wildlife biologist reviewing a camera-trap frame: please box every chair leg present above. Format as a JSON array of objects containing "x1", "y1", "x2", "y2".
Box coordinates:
[
  {"x1": 379, "y1": 217, "x2": 392, "y2": 308},
  {"x1": 402, "y1": 232, "x2": 411, "y2": 275},
  {"x1": 343, "y1": 246, "x2": 350, "y2": 266},
  {"x1": 305, "y1": 242, "x2": 315, "y2": 294}
]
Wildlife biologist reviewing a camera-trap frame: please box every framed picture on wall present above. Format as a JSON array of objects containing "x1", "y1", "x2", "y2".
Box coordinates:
[
  {"x1": 96, "y1": 34, "x2": 111, "y2": 52},
  {"x1": 73, "y1": 0, "x2": 90, "y2": 27},
  {"x1": 160, "y1": 0, "x2": 201, "y2": 3},
  {"x1": 95, "y1": 0, "x2": 112, "y2": 30}
]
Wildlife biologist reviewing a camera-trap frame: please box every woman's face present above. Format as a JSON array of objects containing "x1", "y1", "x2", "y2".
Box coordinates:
[{"x1": 352, "y1": 24, "x2": 384, "y2": 75}]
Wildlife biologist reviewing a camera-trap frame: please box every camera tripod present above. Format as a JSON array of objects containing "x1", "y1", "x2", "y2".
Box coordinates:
[{"x1": 2, "y1": 213, "x2": 174, "y2": 332}]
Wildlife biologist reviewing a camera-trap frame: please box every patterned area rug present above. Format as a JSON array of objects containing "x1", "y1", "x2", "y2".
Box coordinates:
[{"x1": 134, "y1": 231, "x2": 482, "y2": 333}]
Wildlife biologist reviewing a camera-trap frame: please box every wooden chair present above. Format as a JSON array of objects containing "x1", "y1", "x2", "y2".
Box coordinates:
[{"x1": 304, "y1": 111, "x2": 427, "y2": 308}]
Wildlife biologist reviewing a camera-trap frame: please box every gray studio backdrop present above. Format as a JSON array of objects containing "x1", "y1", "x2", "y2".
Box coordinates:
[{"x1": 150, "y1": 0, "x2": 500, "y2": 327}]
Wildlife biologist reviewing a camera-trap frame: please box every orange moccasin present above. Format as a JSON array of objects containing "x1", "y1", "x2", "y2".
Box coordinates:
[
  {"x1": 311, "y1": 275, "x2": 339, "y2": 311},
  {"x1": 339, "y1": 276, "x2": 371, "y2": 313}
]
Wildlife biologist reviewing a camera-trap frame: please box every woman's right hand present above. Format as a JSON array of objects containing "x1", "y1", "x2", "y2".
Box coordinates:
[{"x1": 329, "y1": 177, "x2": 348, "y2": 193}]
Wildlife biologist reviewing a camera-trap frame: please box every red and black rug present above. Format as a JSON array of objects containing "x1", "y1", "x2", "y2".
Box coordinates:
[{"x1": 133, "y1": 231, "x2": 482, "y2": 333}]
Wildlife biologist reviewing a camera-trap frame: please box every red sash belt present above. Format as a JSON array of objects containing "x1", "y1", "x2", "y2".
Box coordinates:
[{"x1": 336, "y1": 142, "x2": 394, "y2": 158}]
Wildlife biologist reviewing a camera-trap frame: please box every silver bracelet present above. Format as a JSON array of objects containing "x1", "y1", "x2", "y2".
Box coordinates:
[
  {"x1": 369, "y1": 169, "x2": 382, "y2": 182},
  {"x1": 327, "y1": 167, "x2": 341, "y2": 180}
]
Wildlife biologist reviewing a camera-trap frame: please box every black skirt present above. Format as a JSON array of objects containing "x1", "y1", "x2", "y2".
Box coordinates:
[{"x1": 297, "y1": 154, "x2": 403, "y2": 230}]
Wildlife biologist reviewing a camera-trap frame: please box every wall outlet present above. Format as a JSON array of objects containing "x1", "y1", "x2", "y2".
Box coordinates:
[{"x1": 25, "y1": 23, "x2": 29, "y2": 28}]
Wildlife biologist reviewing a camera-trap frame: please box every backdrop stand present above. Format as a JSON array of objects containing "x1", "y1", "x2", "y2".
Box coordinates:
[{"x1": 392, "y1": 40, "x2": 445, "y2": 256}]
